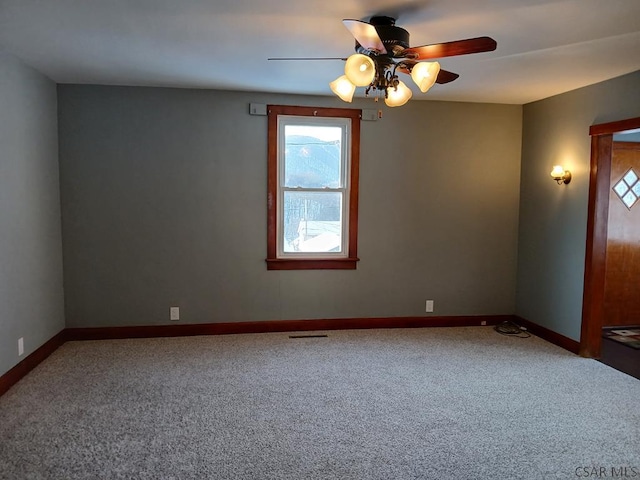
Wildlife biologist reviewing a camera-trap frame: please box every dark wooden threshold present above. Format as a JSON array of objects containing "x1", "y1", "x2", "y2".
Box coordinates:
[
  {"x1": 513, "y1": 315, "x2": 580, "y2": 355},
  {"x1": 600, "y1": 336, "x2": 640, "y2": 380},
  {"x1": 0, "y1": 330, "x2": 67, "y2": 397},
  {"x1": 0, "y1": 314, "x2": 510, "y2": 398}
]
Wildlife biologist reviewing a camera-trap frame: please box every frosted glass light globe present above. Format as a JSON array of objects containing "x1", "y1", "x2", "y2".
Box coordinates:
[
  {"x1": 411, "y1": 61, "x2": 440, "y2": 93},
  {"x1": 385, "y1": 80, "x2": 413, "y2": 107},
  {"x1": 330, "y1": 75, "x2": 356, "y2": 102},
  {"x1": 344, "y1": 54, "x2": 376, "y2": 87}
]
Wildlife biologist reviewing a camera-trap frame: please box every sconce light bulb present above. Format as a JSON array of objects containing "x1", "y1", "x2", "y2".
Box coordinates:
[
  {"x1": 550, "y1": 165, "x2": 571, "y2": 185},
  {"x1": 550, "y1": 165, "x2": 565, "y2": 178}
]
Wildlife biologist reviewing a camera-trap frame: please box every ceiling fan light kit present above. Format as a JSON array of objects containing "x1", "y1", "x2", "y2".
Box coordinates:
[{"x1": 338, "y1": 51, "x2": 439, "y2": 105}]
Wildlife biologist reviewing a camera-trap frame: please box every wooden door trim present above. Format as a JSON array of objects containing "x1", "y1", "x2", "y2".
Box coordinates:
[
  {"x1": 589, "y1": 118, "x2": 640, "y2": 136},
  {"x1": 581, "y1": 116, "x2": 640, "y2": 357}
]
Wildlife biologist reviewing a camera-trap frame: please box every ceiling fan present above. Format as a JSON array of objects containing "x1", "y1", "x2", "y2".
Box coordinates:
[{"x1": 269, "y1": 16, "x2": 497, "y2": 107}]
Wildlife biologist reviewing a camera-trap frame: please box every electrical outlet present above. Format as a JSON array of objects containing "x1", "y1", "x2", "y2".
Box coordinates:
[
  {"x1": 481, "y1": 321, "x2": 487, "y2": 326},
  {"x1": 425, "y1": 300, "x2": 434, "y2": 313},
  {"x1": 18, "y1": 337, "x2": 24, "y2": 356},
  {"x1": 170, "y1": 306, "x2": 180, "y2": 321}
]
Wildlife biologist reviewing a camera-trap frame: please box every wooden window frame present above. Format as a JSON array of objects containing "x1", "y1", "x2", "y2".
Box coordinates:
[{"x1": 266, "y1": 105, "x2": 361, "y2": 270}]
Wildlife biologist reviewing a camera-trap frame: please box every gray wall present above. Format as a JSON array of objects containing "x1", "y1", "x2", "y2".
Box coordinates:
[
  {"x1": 0, "y1": 53, "x2": 65, "y2": 376},
  {"x1": 58, "y1": 85, "x2": 522, "y2": 327},
  {"x1": 516, "y1": 70, "x2": 640, "y2": 341}
]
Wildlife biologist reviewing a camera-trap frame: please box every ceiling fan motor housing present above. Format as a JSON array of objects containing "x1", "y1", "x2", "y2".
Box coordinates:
[{"x1": 356, "y1": 16, "x2": 410, "y2": 56}]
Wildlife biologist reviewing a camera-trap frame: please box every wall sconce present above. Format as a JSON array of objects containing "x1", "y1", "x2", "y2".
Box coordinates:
[{"x1": 550, "y1": 165, "x2": 572, "y2": 185}]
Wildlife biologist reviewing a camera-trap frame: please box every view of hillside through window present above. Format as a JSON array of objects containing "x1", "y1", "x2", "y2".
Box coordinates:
[{"x1": 282, "y1": 125, "x2": 344, "y2": 253}]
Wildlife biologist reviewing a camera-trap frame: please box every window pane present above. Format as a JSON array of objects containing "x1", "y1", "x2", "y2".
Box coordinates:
[
  {"x1": 623, "y1": 168, "x2": 638, "y2": 186},
  {"x1": 283, "y1": 192, "x2": 343, "y2": 253},
  {"x1": 284, "y1": 125, "x2": 342, "y2": 188}
]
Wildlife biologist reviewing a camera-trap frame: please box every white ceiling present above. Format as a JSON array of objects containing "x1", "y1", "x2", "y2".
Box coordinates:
[{"x1": 1, "y1": 0, "x2": 639, "y2": 104}]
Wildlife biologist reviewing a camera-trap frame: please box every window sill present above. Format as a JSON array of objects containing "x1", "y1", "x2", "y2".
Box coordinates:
[{"x1": 266, "y1": 257, "x2": 359, "y2": 270}]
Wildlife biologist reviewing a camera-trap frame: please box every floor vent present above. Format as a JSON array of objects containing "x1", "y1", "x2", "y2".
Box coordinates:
[{"x1": 288, "y1": 334, "x2": 328, "y2": 339}]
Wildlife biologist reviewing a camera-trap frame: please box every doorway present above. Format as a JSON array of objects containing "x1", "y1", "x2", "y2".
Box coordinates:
[
  {"x1": 581, "y1": 116, "x2": 640, "y2": 380},
  {"x1": 600, "y1": 139, "x2": 640, "y2": 378}
]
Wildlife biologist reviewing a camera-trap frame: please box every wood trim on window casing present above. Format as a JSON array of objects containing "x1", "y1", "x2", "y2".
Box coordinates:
[{"x1": 266, "y1": 105, "x2": 361, "y2": 270}]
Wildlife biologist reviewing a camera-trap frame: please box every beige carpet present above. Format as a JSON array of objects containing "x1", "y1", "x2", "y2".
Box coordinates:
[{"x1": 1, "y1": 327, "x2": 639, "y2": 479}]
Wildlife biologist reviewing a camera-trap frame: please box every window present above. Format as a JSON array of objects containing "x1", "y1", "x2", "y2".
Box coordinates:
[{"x1": 266, "y1": 105, "x2": 361, "y2": 270}]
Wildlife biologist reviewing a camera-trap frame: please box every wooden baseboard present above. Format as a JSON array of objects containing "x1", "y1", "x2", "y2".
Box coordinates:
[
  {"x1": 65, "y1": 315, "x2": 508, "y2": 341},
  {"x1": 1, "y1": 315, "x2": 510, "y2": 398},
  {"x1": 0, "y1": 330, "x2": 67, "y2": 397},
  {"x1": 513, "y1": 315, "x2": 581, "y2": 354}
]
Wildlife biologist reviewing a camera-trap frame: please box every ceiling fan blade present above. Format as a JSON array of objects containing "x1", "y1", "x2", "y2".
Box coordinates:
[
  {"x1": 435, "y1": 69, "x2": 459, "y2": 84},
  {"x1": 268, "y1": 57, "x2": 347, "y2": 61},
  {"x1": 342, "y1": 19, "x2": 387, "y2": 54},
  {"x1": 403, "y1": 36, "x2": 496, "y2": 60}
]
